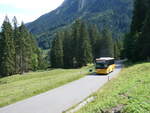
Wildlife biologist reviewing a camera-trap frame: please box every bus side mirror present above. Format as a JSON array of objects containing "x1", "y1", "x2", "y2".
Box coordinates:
[{"x1": 89, "y1": 69, "x2": 93, "y2": 72}]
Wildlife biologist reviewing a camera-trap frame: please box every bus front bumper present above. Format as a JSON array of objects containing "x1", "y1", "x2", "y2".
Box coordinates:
[{"x1": 96, "y1": 69, "x2": 108, "y2": 74}]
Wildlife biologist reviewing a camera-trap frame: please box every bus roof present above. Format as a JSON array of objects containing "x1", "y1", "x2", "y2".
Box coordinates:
[{"x1": 96, "y1": 57, "x2": 114, "y2": 61}]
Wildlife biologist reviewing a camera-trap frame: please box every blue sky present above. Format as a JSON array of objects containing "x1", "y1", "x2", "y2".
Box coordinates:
[{"x1": 0, "y1": 0, "x2": 64, "y2": 25}]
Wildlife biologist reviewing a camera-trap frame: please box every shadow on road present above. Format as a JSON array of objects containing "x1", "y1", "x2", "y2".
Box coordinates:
[{"x1": 87, "y1": 72, "x2": 108, "y2": 76}]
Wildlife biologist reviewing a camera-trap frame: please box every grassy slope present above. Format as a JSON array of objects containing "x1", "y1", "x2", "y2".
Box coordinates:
[
  {"x1": 0, "y1": 65, "x2": 92, "y2": 107},
  {"x1": 77, "y1": 63, "x2": 150, "y2": 113}
]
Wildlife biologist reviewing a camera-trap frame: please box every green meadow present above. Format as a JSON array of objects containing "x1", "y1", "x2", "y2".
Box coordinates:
[{"x1": 0, "y1": 65, "x2": 92, "y2": 107}]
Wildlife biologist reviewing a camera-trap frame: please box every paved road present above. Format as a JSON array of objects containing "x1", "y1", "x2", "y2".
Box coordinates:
[{"x1": 0, "y1": 62, "x2": 122, "y2": 113}]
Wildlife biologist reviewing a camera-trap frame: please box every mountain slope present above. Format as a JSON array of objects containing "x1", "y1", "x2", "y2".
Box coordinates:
[{"x1": 27, "y1": 0, "x2": 133, "y2": 49}]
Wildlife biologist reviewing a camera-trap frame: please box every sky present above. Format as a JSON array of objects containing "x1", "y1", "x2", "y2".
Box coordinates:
[{"x1": 0, "y1": 0, "x2": 64, "y2": 26}]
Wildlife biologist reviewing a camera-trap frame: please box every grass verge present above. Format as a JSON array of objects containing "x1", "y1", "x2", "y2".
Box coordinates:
[
  {"x1": 76, "y1": 62, "x2": 150, "y2": 113},
  {"x1": 0, "y1": 65, "x2": 93, "y2": 107}
]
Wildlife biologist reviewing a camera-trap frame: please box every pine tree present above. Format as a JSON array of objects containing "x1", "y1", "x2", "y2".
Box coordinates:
[
  {"x1": 0, "y1": 32, "x2": 3, "y2": 75},
  {"x1": 131, "y1": 0, "x2": 150, "y2": 34},
  {"x1": 12, "y1": 16, "x2": 20, "y2": 73},
  {"x1": 89, "y1": 24, "x2": 101, "y2": 59},
  {"x1": 124, "y1": 32, "x2": 139, "y2": 61},
  {"x1": 63, "y1": 30, "x2": 74, "y2": 68},
  {"x1": 30, "y1": 34, "x2": 39, "y2": 71},
  {"x1": 18, "y1": 22, "x2": 34, "y2": 73},
  {"x1": 114, "y1": 40, "x2": 119, "y2": 59},
  {"x1": 80, "y1": 22, "x2": 93, "y2": 66},
  {"x1": 136, "y1": 11, "x2": 150, "y2": 60},
  {"x1": 0, "y1": 16, "x2": 15, "y2": 76},
  {"x1": 72, "y1": 20, "x2": 82, "y2": 67},
  {"x1": 114, "y1": 38, "x2": 123, "y2": 59},
  {"x1": 75, "y1": 21, "x2": 93, "y2": 67},
  {"x1": 37, "y1": 48, "x2": 48, "y2": 70},
  {"x1": 50, "y1": 32, "x2": 64, "y2": 68},
  {"x1": 131, "y1": 0, "x2": 148, "y2": 33},
  {"x1": 124, "y1": 0, "x2": 150, "y2": 61},
  {"x1": 64, "y1": 20, "x2": 93, "y2": 67},
  {"x1": 100, "y1": 29, "x2": 114, "y2": 57},
  {"x1": 127, "y1": 0, "x2": 148, "y2": 61}
]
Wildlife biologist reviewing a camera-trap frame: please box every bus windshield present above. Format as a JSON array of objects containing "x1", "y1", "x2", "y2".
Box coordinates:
[{"x1": 96, "y1": 63, "x2": 108, "y2": 69}]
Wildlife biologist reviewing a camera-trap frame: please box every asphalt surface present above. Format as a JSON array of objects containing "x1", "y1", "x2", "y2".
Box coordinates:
[{"x1": 0, "y1": 62, "x2": 122, "y2": 113}]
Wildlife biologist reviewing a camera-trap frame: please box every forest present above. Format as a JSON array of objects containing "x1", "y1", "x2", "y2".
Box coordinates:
[
  {"x1": 0, "y1": 16, "x2": 47, "y2": 77},
  {"x1": 124, "y1": 0, "x2": 150, "y2": 61},
  {"x1": 50, "y1": 20, "x2": 123, "y2": 68}
]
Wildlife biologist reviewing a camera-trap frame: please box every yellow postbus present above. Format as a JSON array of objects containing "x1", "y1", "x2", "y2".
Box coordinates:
[{"x1": 95, "y1": 57, "x2": 116, "y2": 74}]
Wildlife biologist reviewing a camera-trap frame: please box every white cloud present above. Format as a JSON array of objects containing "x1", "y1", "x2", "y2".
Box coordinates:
[{"x1": 0, "y1": 0, "x2": 64, "y2": 26}]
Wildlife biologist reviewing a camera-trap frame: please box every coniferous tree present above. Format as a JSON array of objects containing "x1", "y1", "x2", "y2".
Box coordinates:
[
  {"x1": 136, "y1": 11, "x2": 150, "y2": 60},
  {"x1": 50, "y1": 32, "x2": 64, "y2": 68},
  {"x1": 37, "y1": 48, "x2": 48, "y2": 70},
  {"x1": 18, "y1": 22, "x2": 36, "y2": 73},
  {"x1": 30, "y1": 35, "x2": 40, "y2": 71},
  {"x1": 72, "y1": 20, "x2": 81, "y2": 67},
  {"x1": 12, "y1": 16, "x2": 20, "y2": 73},
  {"x1": 131, "y1": 0, "x2": 148, "y2": 33},
  {"x1": 114, "y1": 40, "x2": 119, "y2": 59},
  {"x1": 89, "y1": 24, "x2": 101, "y2": 59},
  {"x1": 72, "y1": 20, "x2": 93, "y2": 67},
  {"x1": 19, "y1": 23, "x2": 29, "y2": 73},
  {"x1": 124, "y1": 32, "x2": 140, "y2": 61},
  {"x1": 100, "y1": 29, "x2": 114, "y2": 57},
  {"x1": 124, "y1": 0, "x2": 150, "y2": 61},
  {"x1": 0, "y1": 16, "x2": 15, "y2": 76},
  {"x1": 0, "y1": 32, "x2": 3, "y2": 76},
  {"x1": 114, "y1": 38, "x2": 123, "y2": 59},
  {"x1": 79, "y1": 22, "x2": 93, "y2": 66},
  {"x1": 125, "y1": 0, "x2": 147, "y2": 61},
  {"x1": 63, "y1": 31, "x2": 74, "y2": 68}
]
